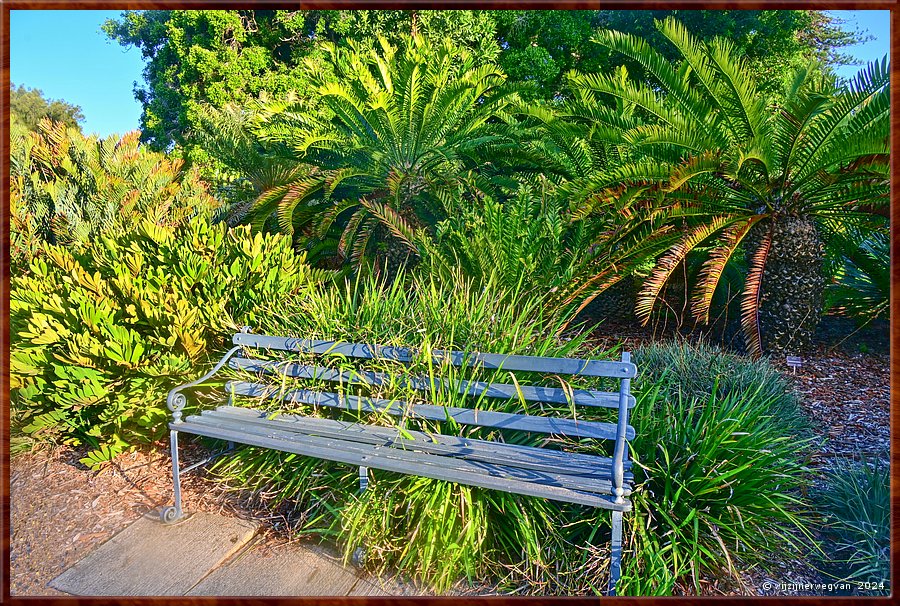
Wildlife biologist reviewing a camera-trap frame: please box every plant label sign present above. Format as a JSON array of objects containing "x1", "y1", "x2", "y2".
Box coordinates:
[{"x1": 785, "y1": 356, "x2": 802, "y2": 373}]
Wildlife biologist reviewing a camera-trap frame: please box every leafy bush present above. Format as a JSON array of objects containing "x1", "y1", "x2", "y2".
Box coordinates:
[
  {"x1": 622, "y1": 379, "x2": 814, "y2": 595},
  {"x1": 419, "y1": 180, "x2": 676, "y2": 325},
  {"x1": 10, "y1": 217, "x2": 333, "y2": 468},
  {"x1": 817, "y1": 458, "x2": 890, "y2": 593},
  {"x1": 9, "y1": 118, "x2": 218, "y2": 268}
]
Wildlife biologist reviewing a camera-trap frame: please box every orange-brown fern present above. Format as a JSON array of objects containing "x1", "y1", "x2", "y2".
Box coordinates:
[{"x1": 740, "y1": 225, "x2": 773, "y2": 357}]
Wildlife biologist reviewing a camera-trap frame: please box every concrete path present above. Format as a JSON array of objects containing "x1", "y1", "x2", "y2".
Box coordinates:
[{"x1": 49, "y1": 512, "x2": 398, "y2": 597}]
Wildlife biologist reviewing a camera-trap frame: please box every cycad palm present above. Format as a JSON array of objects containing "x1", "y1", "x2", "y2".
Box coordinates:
[
  {"x1": 571, "y1": 17, "x2": 889, "y2": 355},
  {"x1": 252, "y1": 35, "x2": 524, "y2": 272},
  {"x1": 191, "y1": 101, "x2": 309, "y2": 226}
]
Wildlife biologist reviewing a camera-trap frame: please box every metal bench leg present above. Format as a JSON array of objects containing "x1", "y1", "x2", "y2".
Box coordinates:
[
  {"x1": 608, "y1": 510, "x2": 623, "y2": 596},
  {"x1": 358, "y1": 466, "x2": 369, "y2": 492},
  {"x1": 161, "y1": 430, "x2": 185, "y2": 524}
]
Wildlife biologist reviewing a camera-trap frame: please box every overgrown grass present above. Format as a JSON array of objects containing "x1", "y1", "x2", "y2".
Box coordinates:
[
  {"x1": 206, "y1": 273, "x2": 815, "y2": 595},
  {"x1": 622, "y1": 378, "x2": 816, "y2": 595},
  {"x1": 816, "y1": 457, "x2": 890, "y2": 594},
  {"x1": 634, "y1": 339, "x2": 811, "y2": 436}
]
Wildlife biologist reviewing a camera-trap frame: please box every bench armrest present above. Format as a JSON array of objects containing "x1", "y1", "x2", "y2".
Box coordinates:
[{"x1": 167, "y1": 345, "x2": 244, "y2": 423}]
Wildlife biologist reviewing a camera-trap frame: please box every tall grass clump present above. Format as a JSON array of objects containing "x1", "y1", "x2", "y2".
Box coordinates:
[
  {"x1": 817, "y1": 458, "x2": 890, "y2": 593},
  {"x1": 620, "y1": 376, "x2": 816, "y2": 595},
  {"x1": 634, "y1": 340, "x2": 811, "y2": 437}
]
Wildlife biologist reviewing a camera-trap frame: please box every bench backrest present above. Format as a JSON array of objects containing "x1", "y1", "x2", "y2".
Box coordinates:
[{"x1": 225, "y1": 332, "x2": 636, "y2": 450}]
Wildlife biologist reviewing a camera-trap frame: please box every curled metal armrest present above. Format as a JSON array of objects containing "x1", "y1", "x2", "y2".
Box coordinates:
[{"x1": 167, "y1": 345, "x2": 245, "y2": 421}]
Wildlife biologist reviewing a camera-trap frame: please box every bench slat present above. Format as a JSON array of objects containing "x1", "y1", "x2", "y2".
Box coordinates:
[
  {"x1": 229, "y1": 358, "x2": 636, "y2": 409},
  {"x1": 188, "y1": 412, "x2": 627, "y2": 495},
  {"x1": 232, "y1": 334, "x2": 637, "y2": 379},
  {"x1": 214, "y1": 405, "x2": 632, "y2": 473},
  {"x1": 176, "y1": 415, "x2": 631, "y2": 509},
  {"x1": 207, "y1": 407, "x2": 633, "y2": 484},
  {"x1": 225, "y1": 381, "x2": 635, "y2": 441}
]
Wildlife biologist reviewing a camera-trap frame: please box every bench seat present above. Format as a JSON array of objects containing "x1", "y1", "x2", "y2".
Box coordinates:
[
  {"x1": 178, "y1": 406, "x2": 633, "y2": 511},
  {"x1": 162, "y1": 330, "x2": 638, "y2": 593}
]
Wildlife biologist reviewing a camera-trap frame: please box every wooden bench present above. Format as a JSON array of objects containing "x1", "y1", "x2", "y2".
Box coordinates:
[{"x1": 162, "y1": 328, "x2": 637, "y2": 594}]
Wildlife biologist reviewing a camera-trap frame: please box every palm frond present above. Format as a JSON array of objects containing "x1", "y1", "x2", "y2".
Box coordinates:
[{"x1": 741, "y1": 226, "x2": 773, "y2": 357}]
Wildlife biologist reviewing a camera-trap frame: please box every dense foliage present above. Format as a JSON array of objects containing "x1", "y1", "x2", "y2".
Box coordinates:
[
  {"x1": 9, "y1": 119, "x2": 218, "y2": 268},
  {"x1": 569, "y1": 18, "x2": 889, "y2": 355},
  {"x1": 10, "y1": 218, "x2": 333, "y2": 468},
  {"x1": 242, "y1": 36, "x2": 529, "y2": 273},
  {"x1": 103, "y1": 9, "x2": 863, "y2": 153},
  {"x1": 11, "y1": 11, "x2": 889, "y2": 597}
]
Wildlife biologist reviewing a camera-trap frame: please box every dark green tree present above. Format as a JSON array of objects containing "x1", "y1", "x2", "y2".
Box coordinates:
[
  {"x1": 492, "y1": 10, "x2": 863, "y2": 101},
  {"x1": 10, "y1": 84, "x2": 84, "y2": 131},
  {"x1": 102, "y1": 10, "x2": 498, "y2": 153},
  {"x1": 106, "y1": 9, "x2": 863, "y2": 153}
]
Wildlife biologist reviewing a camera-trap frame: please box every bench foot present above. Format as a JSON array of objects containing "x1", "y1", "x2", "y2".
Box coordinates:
[
  {"x1": 352, "y1": 546, "x2": 366, "y2": 567},
  {"x1": 165, "y1": 429, "x2": 185, "y2": 525},
  {"x1": 608, "y1": 510, "x2": 623, "y2": 596},
  {"x1": 160, "y1": 505, "x2": 184, "y2": 524}
]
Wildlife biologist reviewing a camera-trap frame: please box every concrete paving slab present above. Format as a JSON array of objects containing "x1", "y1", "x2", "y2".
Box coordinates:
[
  {"x1": 49, "y1": 512, "x2": 259, "y2": 596},
  {"x1": 187, "y1": 541, "x2": 394, "y2": 596}
]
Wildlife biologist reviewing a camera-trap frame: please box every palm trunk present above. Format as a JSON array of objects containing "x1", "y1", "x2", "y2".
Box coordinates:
[
  {"x1": 372, "y1": 223, "x2": 418, "y2": 282},
  {"x1": 749, "y1": 215, "x2": 825, "y2": 355}
]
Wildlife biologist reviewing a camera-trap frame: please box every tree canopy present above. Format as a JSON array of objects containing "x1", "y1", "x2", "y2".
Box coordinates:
[
  {"x1": 11, "y1": 84, "x2": 84, "y2": 131},
  {"x1": 104, "y1": 9, "x2": 864, "y2": 153}
]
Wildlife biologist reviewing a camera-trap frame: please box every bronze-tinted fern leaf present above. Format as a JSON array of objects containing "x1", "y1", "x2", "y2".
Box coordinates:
[
  {"x1": 636, "y1": 215, "x2": 732, "y2": 325},
  {"x1": 350, "y1": 216, "x2": 378, "y2": 269},
  {"x1": 338, "y1": 207, "x2": 368, "y2": 260},
  {"x1": 741, "y1": 225, "x2": 773, "y2": 358},
  {"x1": 691, "y1": 216, "x2": 762, "y2": 325},
  {"x1": 359, "y1": 198, "x2": 419, "y2": 254}
]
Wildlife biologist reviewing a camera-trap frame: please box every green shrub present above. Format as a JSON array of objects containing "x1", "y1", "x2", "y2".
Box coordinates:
[
  {"x1": 10, "y1": 217, "x2": 333, "y2": 468},
  {"x1": 10, "y1": 118, "x2": 218, "y2": 268},
  {"x1": 621, "y1": 379, "x2": 815, "y2": 595},
  {"x1": 817, "y1": 458, "x2": 890, "y2": 593},
  {"x1": 634, "y1": 340, "x2": 810, "y2": 436}
]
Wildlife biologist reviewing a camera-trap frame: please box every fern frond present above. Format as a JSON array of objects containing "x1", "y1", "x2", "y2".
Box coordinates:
[
  {"x1": 741, "y1": 225, "x2": 773, "y2": 357},
  {"x1": 691, "y1": 216, "x2": 763, "y2": 325}
]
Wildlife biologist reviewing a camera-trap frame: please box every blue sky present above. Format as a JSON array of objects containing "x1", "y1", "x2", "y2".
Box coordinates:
[{"x1": 9, "y1": 9, "x2": 892, "y2": 138}]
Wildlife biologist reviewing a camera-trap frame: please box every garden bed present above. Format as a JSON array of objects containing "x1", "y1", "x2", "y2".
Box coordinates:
[{"x1": 12, "y1": 335, "x2": 888, "y2": 597}]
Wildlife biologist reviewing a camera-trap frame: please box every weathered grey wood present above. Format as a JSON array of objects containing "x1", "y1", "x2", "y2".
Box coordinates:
[
  {"x1": 48, "y1": 513, "x2": 258, "y2": 596},
  {"x1": 174, "y1": 419, "x2": 631, "y2": 510},
  {"x1": 184, "y1": 413, "x2": 630, "y2": 496},
  {"x1": 229, "y1": 358, "x2": 636, "y2": 409},
  {"x1": 225, "y1": 381, "x2": 635, "y2": 441},
  {"x1": 213, "y1": 405, "x2": 633, "y2": 476},
  {"x1": 200, "y1": 408, "x2": 633, "y2": 489},
  {"x1": 232, "y1": 334, "x2": 637, "y2": 379}
]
